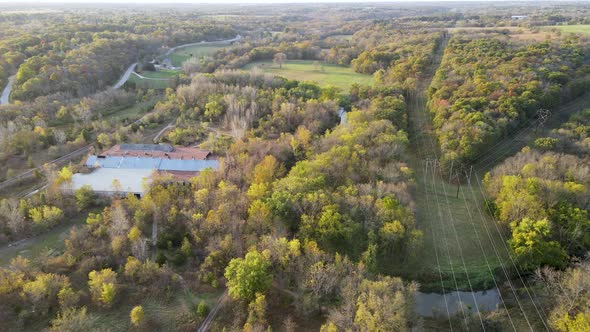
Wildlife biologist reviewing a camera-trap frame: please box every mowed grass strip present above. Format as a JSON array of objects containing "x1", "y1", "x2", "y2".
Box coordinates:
[
  {"x1": 127, "y1": 73, "x2": 175, "y2": 89},
  {"x1": 139, "y1": 69, "x2": 179, "y2": 79},
  {"x1": 546, "y1": 24, "x2": 590, "y2": 34},
  {"x1": 242, "y1": 60, "x2": 374, "y2": 90},
  {"x1": 399, "y1": 171, "x2": 509, "y2": 292},
  {"x1": 170, "y1": 43, "x2": 227, "y2": 67}
]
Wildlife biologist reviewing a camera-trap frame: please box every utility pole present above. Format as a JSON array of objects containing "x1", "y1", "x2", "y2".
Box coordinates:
[
  {"x1": 535, "y1": 108, "x2": 551, "y2": 134},
  {"x1": 455, "y1": 172, "x2": 460, "y2": 198}
]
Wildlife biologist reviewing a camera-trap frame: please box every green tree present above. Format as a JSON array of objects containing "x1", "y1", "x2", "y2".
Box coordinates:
[
  {"x1": 353, "y1": 277, "x2": 415, "y2": 331},
  {"x1": 88, "y1": 269, "x2": 117, "y2": 307},
  {"x1": 204, "y1": 101, "x2": 223, "y2": 121},
  {"x1": 74, "y1": 185, "x2": 96, "y2": 211},
  {"x1": 99, "y1": 283, "x2": 116, "y2": 307},
  {"x1": 196, "y1": 300, "x2": 209, "y2": 319},
  {"x1": 58, "y1": 286, "x2": 80, "y2": 309},
  {"x1": 244, "y1": 293, "x2": 268, "y2": 331},
  {"x1": 509, "y1": 218, "x2": 568, "y2": 271},
  {"x1": 224, "y1": 249, "x2": 272, "y2": 301},
  {"x1": 130, "y1": 305, "x2": 144, "y2": 327}
]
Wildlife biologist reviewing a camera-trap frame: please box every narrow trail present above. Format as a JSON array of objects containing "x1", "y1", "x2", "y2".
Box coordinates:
[{"x1": 197, "y1": 289, "x2": 228, "y2": 332}]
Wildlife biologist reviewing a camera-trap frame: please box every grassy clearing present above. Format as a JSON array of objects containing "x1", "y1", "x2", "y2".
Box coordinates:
[
  {"x1": 101, "y1": 99, "x2": 157, "y2": 123},
  {"x1": 169, "y1": 43, "x2": 227, "y2": 67},
  {"x1": 325, "y1": 34, "x2": 353, "y2": 41},
  {"x1": 547, "y1": 24, "x2": 590, "y2": 34},
  {"x1": 406, "y1": 169, "x2": 509, "y2": 291},
  {"x1": 92, "y1": 290, "x2": 223, "y2": 331},
  {"x1": 138, "y1": 69, "x2": 179, "y2": 79},
  {"x1": 400, "y1": 36, "x2": 509, "y2": 291},
  {"x1": 0, "y1": 212, "x2": 90, "y2": 265},
  {"x1": 243, "y1": 60, "x2": 374, "y2": 91},
  {"x1": 391, "y1": 91, "x2": 510, "y2": 292},
  {"x1": 127, "y1": 73, "x2": 175, "y2": 89}
]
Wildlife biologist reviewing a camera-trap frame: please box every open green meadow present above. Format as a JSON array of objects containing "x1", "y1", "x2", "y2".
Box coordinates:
[
  {"x1": 547, "y1": 24, "x2": 590, "y2": 34},
  {"x1": 169, "y1": 43, "x2": 228, "y2": 67},
  {"x1": 139, "y1": 69, "x2": 179, "y2": 79},
  {"x1": 242, "y1": 60, "x2": 374, "y2": 91},
  {"x1": 128, "y1": 72, "x2": 175, "y2": 89}
]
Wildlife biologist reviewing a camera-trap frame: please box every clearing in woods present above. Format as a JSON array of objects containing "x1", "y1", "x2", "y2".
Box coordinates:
[
  {"x1": 399, "y1": 33, "x2": 509, "y2": 292},
  {"x1": 547, "y1": 24, "x2": 590, "y2": 34},
  {"x1": 169, "y1": 43, "x2": 228, "y2": 67},
  {"x1": 127, "y1": 72, "x2": 175, "y2": 89},
  {"x1": 242, "y1": 60, "x2": 374, "y2": 90}
]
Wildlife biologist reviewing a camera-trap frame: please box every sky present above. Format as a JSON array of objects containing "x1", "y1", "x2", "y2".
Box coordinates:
[{"x1": 0, "y1": 0, "x2": 516, "y2": 3}]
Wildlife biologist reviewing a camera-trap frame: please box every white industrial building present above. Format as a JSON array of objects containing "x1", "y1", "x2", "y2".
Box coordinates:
[{"x1": 63, "y1": 144, "x2": 219, "y2": 197}]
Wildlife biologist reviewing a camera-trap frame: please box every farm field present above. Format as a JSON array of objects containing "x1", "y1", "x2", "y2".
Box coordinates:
[
  {"x1": 169, "y1": 43, "x2": 227, "y2": 67},
  {"x1": 243, "y1": 60, "x2": 374, "y2": 90},
  {"x1": 547, "y1": 24, "x2": 590, "y2": 34}
]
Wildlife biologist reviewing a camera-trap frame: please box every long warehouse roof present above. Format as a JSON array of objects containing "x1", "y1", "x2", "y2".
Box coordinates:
[{"x1": 86, "y1": 155, "x2": 220, "y2": 172}]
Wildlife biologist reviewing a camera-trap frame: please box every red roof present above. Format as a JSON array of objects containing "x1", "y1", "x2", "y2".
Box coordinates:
[
  {"x1": 159, "y1": 170, "x2": 199, "y2": 181},
  {"x1": 100, "y1": 145, "x2": 211, "y2": 160}
]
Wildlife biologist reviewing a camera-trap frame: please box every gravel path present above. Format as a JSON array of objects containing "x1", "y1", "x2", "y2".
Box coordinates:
[
  {"x1": 113, "y1": 62, "x2": 138, "y2": 89},
  {"x1": 0, "y1": 75, "x2": 15, "y2": 105}
]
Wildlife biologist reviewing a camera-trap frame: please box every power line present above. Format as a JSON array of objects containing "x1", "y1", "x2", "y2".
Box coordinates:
[
  {"x1": 462, "y1": 172, "x2": 535, "y2": 330},
  {"x1": 433, "y1": 160, "x2": 486, "y2": 331},
  {"x1": 472, "y1": 173, "x2": 551, "y2": 331},
  {"x1": 459, "y1": 168, "x2": 517, "y2": 331},
  {"x1": 428, "y1": 159, "x2": 471, "y2": 331},
  {"x1": 423, "y1": 160, "x2": 454, "y2": 330}
]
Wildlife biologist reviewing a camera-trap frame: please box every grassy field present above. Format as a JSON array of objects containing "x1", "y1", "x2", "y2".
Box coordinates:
[
  {"x1": 127, "y1": 72, "x2": 175, "y2": 89},
  {"x1": 100, "y1": 98, "x2": 158, "y2": 124},
  {"x1": 169, "y1": 43, "x2": 227, "y2": 67},
  {"x1": 139, "y1": 69, "x2": 179, "y2": 79},
  {"x1": 0, "y1": 212, "x2": 91, "y2": 265},
  {"x1": 91, "y1": 290, "x2": 223, "y2": 331},
  {"x1": 547, "y1": 24, "x2": 590, "y2": 34},
  {"x1": 242, "y1": 60, "x2": 374, "y2": 90}
]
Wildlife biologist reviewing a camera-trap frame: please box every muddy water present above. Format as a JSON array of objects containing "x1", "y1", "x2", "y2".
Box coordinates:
[{"x1": 415, "y1": 288, "x2": 501, "y2": 317}]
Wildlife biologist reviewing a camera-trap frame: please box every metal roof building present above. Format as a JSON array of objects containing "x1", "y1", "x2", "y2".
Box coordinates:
[
  {"x1": 85, "y1": 156, "x2": 220, "y2": 172},
  {"x1": 67, "y1": 144, "x2": 220, "y2": 197},
  {"x1": 66, "y1": 168, "x2": 154, "y2": 197}
]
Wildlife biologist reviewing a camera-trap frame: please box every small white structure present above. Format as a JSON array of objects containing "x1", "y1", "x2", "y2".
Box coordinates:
[
  {"x1": 67, "y1": 168, "x2": 154, "y2": 197},
  {"x1": 511, "y1": 15, "x2": 528, "y2": 20}
]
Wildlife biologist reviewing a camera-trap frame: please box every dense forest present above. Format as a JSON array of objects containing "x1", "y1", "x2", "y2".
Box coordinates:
[
  {"x1": 428, "y1": 30, "x2": 590, "y2": 170},
  {"x1": 0, "y1": 2, "x2": 588, "y2": 331}
]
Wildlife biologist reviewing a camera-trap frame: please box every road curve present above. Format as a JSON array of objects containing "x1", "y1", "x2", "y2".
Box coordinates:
[
  {"x1": 113, "y1": 62, "x2": 138, "y2": 89},
  {"x1": 114, "y1": 35, "x2": 241, "y2": 88},
  {"x1": 0, "y1": 75, "x2": 15, "y2": 105}
]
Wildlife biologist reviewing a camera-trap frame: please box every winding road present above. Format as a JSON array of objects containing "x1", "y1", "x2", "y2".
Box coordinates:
[
  {"x1": 0, "y1": 75, "x2": 15, "y2": 105},
  {"x1": 112, "y1": 35, "x2": 241, "y2": 89},
  {"x1": 112, "y1": 62, "x2": 138, "y2": 89}
]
